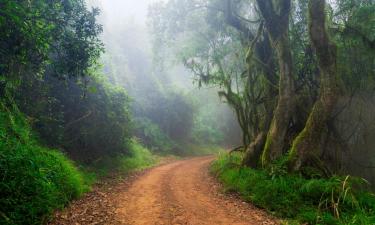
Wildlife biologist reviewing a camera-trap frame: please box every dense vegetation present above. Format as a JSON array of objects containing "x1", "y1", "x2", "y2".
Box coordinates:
[{"x1": 149, "y1": 0, "x2": 375, "y2": 223}]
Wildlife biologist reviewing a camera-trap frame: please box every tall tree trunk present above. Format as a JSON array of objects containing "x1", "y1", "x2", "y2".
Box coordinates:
[
  {"x1": 288, "y1": 0, "x2": 340, "y2": 171},
  {"x1": 242, "y1": 35, "x2": 277, "y2": 168},
  {"x1": 224, "y1": 0, "x2": 277, "y2": 167},
  {"x1": 256, "y1": 0, "x2": 296, "y2": 166}
]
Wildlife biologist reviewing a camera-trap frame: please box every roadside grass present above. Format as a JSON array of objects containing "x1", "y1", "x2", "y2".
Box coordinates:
[
  {"x1": 0, "y1": 103, "x2": 88, "y2": 225},
  {"x1": 211, "y1": 152, "x2": 375, "y2": 225}
]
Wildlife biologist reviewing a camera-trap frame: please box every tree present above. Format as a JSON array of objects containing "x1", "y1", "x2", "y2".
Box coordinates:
[
  {"x1": 288, "y1": 0, "x2": 341, "y2": 171},
  {"x1": 255, "y1": 0, "x2": 296, "y2": 166}
]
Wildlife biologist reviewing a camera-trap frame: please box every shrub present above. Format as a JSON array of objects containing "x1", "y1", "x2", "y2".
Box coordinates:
[
  {"x1": 120, "y1": 139, "x2": 157, "y2": 172},
  {"x1": 83, "y1": 138, "x2": 157, "y2": 177}
]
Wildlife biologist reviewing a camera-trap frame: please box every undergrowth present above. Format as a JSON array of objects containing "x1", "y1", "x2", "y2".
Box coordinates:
[
  {"x1": 0, "y1": 103, "x2": 88, "y2": 225},
  {"x1": 0, "y1": 102, "x2": 158, "y2": 225},
  {"x1": 211, "y1": 152, "x2": 375, "y2": 224},
  {"x1": 86, "y1": 138, "x2": 158, "y2": 177}
]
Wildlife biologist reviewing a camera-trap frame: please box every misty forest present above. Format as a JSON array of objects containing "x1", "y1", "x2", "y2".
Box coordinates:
[{"x1": 1, "y1": 0, "x2": 375, "y2": 224}]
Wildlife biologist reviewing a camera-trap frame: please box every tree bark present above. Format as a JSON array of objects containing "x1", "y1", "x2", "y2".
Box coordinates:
[
  {"x1": 288, "y1": 0, "x2": 340, "y2": 171},
  {"x1": 256, "y1": 0, "x2": 296, "y2": 166},
  {"x1": 242, "y1": 132, "x2": 266, "y2": 168}
]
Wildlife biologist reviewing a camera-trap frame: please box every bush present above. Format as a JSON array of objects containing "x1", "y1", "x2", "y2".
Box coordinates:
[
  {"x1": 133, "y1": 117, "x2": 175, "y2": 153},
  {"x1": 120, "y1": 139, "x2": 157, "y2": 172},
  {"x1": 0, "y1": 103, "x2": 87, "y2": 225},
  {"x1": 211, "y1": 152, "x2": 375, "y2": 224},
  {"x1": 83, "y1": 138, "x2": 157, "y2": 177}
]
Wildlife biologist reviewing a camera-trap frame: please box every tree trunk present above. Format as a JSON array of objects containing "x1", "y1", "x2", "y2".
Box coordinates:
[
  {"x1": 288, "y1": 0, "x2": 340, "y2": 171},
  {"x1": 242, "y1": 132, "x2": 266, "y2": 168},
  {"x1": 225, "y1": 0, "x2": 287, "y2": 167},
  {"x1": 256, "y1": 0, "x2": 296, "y2": 166}
]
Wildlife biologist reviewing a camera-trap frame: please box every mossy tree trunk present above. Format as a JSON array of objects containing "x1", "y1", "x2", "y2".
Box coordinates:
[
  {"x1": 225, "y1": 0, "x2": 278, "y2": 167},
  {"x1": 242, "y1": 132, "x2": 267, "y2": 167},
  {"x1": 288, "y1": 0, "x2": 340, "y2": 171},
  {"x1": 256, "y1": 0, "x2": 296, "y2": 166}
]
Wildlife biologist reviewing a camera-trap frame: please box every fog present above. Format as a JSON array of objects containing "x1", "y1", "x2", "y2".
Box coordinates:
[
  {"x1": 85, "y1": 0, "x2": 242, "y2": 150},
  {"x1": 88, "y1": 0, "x2": 158, "y2": 25},
  {"x1": 87, "y1": 0, "x2": 192, "y2": 88}
]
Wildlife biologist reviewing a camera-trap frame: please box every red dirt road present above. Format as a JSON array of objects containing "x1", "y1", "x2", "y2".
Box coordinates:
[
  {"x1": 115, "y1": 157, "x2": 278, "y2": 225},
  {"x1": 50, "y1": 157, "x2": 278, "y2": 225}
]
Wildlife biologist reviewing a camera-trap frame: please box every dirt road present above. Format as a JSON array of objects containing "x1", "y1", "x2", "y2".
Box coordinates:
[
  {"x1": 115, "y1": 157, "x2": 277, "y2": 225},
  {"x1": 51, "y1": 156, "x2": 278, "y2": 225}
]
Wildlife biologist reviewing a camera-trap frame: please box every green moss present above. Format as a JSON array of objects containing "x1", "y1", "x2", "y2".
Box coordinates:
[
  {"x1": 211, "y1": 152, "x2": 375, "y2": 224},
  {"x1": 261, "y1": 134, "x2": 273, "y2": 167},
  {"x1": 287, "y1": 102, "x2": 327, "y2": 170},
  {"x1": 287, "y1": 127, "x2": 307, "y2": 163}
]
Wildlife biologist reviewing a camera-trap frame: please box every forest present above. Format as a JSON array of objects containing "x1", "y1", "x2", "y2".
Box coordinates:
[{"x1": 0, "y1": 0, "x2": 374, "y2": 224}]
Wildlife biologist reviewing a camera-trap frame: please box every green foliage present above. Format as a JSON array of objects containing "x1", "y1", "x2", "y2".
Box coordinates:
[
  {"x1": 83, "y1": 138, "x2": 157, "y2": 177},
  {"x1": 0, "y1": 0, "x2": 103, "y2": 95},
  {"x1": 131, "y1": 88, "x2": 200, "y2": 155},
  {"x1": 1, "y1": 0, "x2": 112, "y2": 162},
  {"x1": 15, "y1": 74, "x2": 132, "y2": 162},
  {"x1": 134, "y1": 117, "x2": 175, "y2": 153},
  {"x1": 136, "y1": 89, "x2": 195, "y2": 143},
  {"x1": 120, "y1": 139, "x2": 158, "y2": 172},
  {"x1": 211, "y1": 153, "x2": 375, "y2": 224},
  {"x1": 59, "y1": 76, "x2": 132, "y2": 161},
  {"x1": 0, "y1": 102, "x2": 87, "y2": 225}
]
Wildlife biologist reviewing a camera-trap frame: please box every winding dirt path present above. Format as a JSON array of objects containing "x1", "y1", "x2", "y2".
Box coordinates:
[
  {"x1": 50, "y1": 156, "x2": 278, "y2": 225},
  {"x1": 115, "y1": 156, "x2": 277, "y2": 225}
]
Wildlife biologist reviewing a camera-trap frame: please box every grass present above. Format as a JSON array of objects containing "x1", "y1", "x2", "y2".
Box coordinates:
[
  {"x1": 211, "y1": 152, "x2": 375, "y2": 225},
  {"x1": 0, "y1": 103, "x2": 88, "y2": 225}
]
